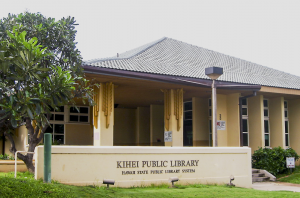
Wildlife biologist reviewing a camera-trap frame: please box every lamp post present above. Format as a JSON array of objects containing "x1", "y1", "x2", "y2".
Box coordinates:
[{"x1": 205, "y1": 67, "x2": 223, "y2": 147}]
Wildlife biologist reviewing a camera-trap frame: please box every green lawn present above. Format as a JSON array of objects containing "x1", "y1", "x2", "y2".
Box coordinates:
[
  {"x1": 278, "y1": 166, "x2": 300, "y2": 184},
  {"x1": 0, "y1": 172, "x2": 299, "y2": 198}
]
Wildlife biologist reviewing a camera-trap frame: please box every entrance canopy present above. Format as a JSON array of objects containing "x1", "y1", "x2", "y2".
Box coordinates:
[{"x1": 83, "y1": 66, "x2": 261, "y2": 109}]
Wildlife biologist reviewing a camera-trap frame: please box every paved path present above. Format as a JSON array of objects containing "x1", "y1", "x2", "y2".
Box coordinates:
[{"x1": 253, "y1": 182, "x2": 300, "y2": 192}]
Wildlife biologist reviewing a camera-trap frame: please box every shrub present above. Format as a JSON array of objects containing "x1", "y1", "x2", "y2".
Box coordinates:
[
  {"x1": 252, "y1": 147, "x2": 299, "y2": 176},
  {"x1": 0, "y1": 154, "x2": 14, "y2": 160}
]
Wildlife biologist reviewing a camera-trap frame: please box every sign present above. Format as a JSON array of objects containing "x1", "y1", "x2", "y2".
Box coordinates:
[
  {"x1": 286, "y1": 157, "x2": 295, "y2": 168},
  {"x1": 117, "y1": 159, "x2": 199, "y2": 175},
  {"x1": 164, "y1": 131, "x2": 172, "y2": 142},
  {"x1": 217, "y1": 121, "x2": 226, "y2": 130},
  {"x1": 35, "y1": 146, "x2": 253, "y2": 188}
]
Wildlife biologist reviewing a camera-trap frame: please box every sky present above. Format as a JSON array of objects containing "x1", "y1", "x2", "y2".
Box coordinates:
[{"x1": 1, "y1": 0, "x2": 300, "y2": 76}]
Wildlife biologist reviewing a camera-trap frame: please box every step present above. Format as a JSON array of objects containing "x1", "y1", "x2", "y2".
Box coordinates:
[
  {"x1": 252, "y1": 173, "x2": 265, "y2": 177},
  {"x1": 252, "y1": 169, "x2": 260, "y2": 173},
  {"x1": 252, "y1": 176, "x2": 270, "y2": 182}
]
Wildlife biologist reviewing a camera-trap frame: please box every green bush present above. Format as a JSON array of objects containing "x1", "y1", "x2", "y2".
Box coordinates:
[
  {"x1": 252, "y1": 147, "x2": 299, "y2": 176},
  {"x1": 0, "y1": 154, "x2": 14, "y2": 160}
]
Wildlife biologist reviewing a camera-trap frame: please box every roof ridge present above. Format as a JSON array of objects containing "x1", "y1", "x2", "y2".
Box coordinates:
[{"x1": 84, "y1": 37, "x2": 168, "y2": 64}]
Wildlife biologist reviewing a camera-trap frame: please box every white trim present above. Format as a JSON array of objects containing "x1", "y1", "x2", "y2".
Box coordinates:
[
  {"x1": 241, "y1": 98, "x2": 249, "y2": 146},
  {"x1": 284, "y1": 100, "x2": 289, "y2": 147},
  {"x1": 66, "y1": 106, "x2": 90, "y2": 124},
  {"x1": 263, "y1": 99, "x2": 270, "y2": 147}
]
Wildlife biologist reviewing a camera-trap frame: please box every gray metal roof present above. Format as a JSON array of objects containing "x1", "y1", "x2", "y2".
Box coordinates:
[{"x1": 84, "y1": 37, "x2": 300, "y2": 90}]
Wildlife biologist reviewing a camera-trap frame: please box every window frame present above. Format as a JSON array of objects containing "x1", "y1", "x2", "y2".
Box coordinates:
[
  {"x1": 67, "y1": 106, "x2": 90, "y2": 124},
  {"x1": 263, "y1": 99, "x2": 270, "y2": 147},
  {"x1": 242, "y1": 98, "x2": 249, "y2": 146},
  {"x1": 28, "y1": 105, "x2": 90, "y2": 145},
  {"x1": 44, "y1": 123, "x2": 66, "y2": 145},
  {"x1": 183, "y1": 101, "x2": 193, "y2": 146},
  {"x1": 49, "y1": 106, "x2": 65, "y2": 124},
  {"x1": 284, "y1": 100, "x2": 289, "y2": 147}
]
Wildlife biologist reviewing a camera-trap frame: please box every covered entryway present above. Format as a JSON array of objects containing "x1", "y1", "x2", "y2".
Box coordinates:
[{"x1": 84, "y1": 67, "x2": 260, "y2": 147}]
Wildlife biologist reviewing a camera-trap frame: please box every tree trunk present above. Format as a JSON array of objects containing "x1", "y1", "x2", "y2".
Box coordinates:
[
  {"x1": 4, "y1": 118, "x2": 49, "y2": 174},
  {"x1": 23, "y1": 153, "x2": 35, "y2": 173},
  {"x1": 4, "y1": 130, "x2": 35, "y2": 173}
]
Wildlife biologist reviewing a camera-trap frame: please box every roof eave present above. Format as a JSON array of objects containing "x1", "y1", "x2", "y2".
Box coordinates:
[{"x1": 82, "y1": 65, "x2": 261, "y2": 91}]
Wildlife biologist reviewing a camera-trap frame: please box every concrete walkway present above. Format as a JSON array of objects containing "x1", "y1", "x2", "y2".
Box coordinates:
[{"x1": 253, "y1": 182, "x2": 300, "y2": 192}]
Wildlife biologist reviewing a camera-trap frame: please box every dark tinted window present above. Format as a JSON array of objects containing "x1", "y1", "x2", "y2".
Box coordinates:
[
  {"x1": 70, "y1": 107, "x2": 79, "y2": 113},
  {"x1": 242, "y1": 108, "x2": 247, "y2": 116},
  {"x1": 243, "y1": 133, "x2": 248, "y2": 146},
  {"x1": 185, "y1": 111, "x2": 192, "y2": 120},
  {"x1": 80, "y1": 116, "x2": 89, "y2": 122},
  {"x1": 264, "y1": 109, "x2": 268, "y2": 117},
  {"x1": 55, "y1": 114, "x2": 64, "y2": 121},
  {"x1": 263, "y1": 100, "x2": 268, "y2": 108},
  {"x1": 285, "y1": 121, "x2": 289, "y2": 133},
  {"x1": 54, "y1": 124, "x2": 64, "y2": 134},
  {"x1": 285, "y1": 110, "x2": 288, "y2": 118},
  {"x1": 265, "y1": 134, "x2": 270, "y2": 147},
  {"x1": 242, "y1": 119, "x2": 248, "y2": 132},
  {"x1": 264, "y1": 120, "x2": 269, "y2": 133},
  {"x1": 54, "y1": 135, "x2": 64, "y2": 145},
  {"x1": 242, "y1": 99, "x2": 247, "y2": 106},
  {"x1": 184, "y1": 102, "x2": 192, "y2": 111},
  {"x1": 284, "y1": 101, "x2": 288, "y2": 108},
  {"x1": 70, "y1": 115, "x2": 79, "y2": 122},
  {"x1": 80, "y1": 107, "x2": 89, "y2": 114}
]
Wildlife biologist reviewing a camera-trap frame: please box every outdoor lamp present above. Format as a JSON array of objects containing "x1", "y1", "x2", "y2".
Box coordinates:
[
  {"x1": 205, "y1": 67, "x2": 223, "y2": 80},
  {"x1": 205, "y1": 67, "x2": 223, "y2": 147},
  {"x1": 103, "y1": 179, "x2": 115, "y2": 188},
  {"x1": 228, "y1": 175, "x2": 235, "y2": 186},
  {"x1": 169, "y1": 177, "x2": 179, "y2": 187}
]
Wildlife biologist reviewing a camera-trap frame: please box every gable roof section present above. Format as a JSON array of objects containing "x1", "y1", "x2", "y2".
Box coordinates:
[{"x1": 83, "y1": 37, "x2": 300, "y2": 90}]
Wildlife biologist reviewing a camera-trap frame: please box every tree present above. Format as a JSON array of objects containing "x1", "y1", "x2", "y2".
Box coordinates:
[{"x1": 0, "y1": 12, "x2": 94, "y2": 173}]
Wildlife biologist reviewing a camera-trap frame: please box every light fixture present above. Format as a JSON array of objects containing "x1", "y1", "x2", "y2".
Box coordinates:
[
  {"x1": 205, "y1": 67, "x2": 223, "y2": 147},
  {"x1": 227, "y1": 175, "x2": 235, "y2": 186},
  {"x1": 103, "y1": 179, "x2": 115, "y2": 188},
  {"x1": 169, "y1": 177, "x2": 179, "y2": 187},
  {"x1": 205, "y1": 67, "x2": 223, "y2": 80}
]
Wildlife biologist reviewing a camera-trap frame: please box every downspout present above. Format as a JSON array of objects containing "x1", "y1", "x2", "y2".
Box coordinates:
[{"x1": 239, "y1": 91, "x2": 257, "y2": 147}]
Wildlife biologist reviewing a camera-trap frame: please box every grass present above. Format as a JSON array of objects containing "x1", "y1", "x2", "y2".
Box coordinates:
[
  {"x1": 1, "y1": 172, "x2": 300, "y2": 198},
  {"x1": 278, "y1": 166, "x2": 300, "y2": 184}
]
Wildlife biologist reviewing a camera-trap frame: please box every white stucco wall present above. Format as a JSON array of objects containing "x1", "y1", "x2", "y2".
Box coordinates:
[{"x1": 35, "y1": 146, "x2": 252, "y2": 188}]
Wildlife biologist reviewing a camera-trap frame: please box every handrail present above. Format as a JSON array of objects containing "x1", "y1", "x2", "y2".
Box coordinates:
[{"x1": 14, "y1": 151, "x2": 35, "y2": 178}]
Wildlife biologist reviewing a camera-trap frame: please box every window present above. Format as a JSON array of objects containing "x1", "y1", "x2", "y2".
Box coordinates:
[
  {"x1": 29, "y1": 106, "x2": 66, "y2": 145},
  {"x1": 47, "y1": 105, "x2": 90, "y2": 124},
  {"x1": 69, "y1": 106, "x2": 90, "y2": 123},
  {"x1": 44, "y1": 105, "x2": 90, "y2": 145},
  {"x1": 242, "y1": 98, "x2": 249, "y2": 146},
  {"x1": 45, "y1": 106, "x2": 66, "y2": 144},
  {"x1": 183, "y1": 101, "x2": 193, "y2": 146},
  {"x1": 45, "y1": 124, "x2": 65, "y2": 144},
  {"x1": 264, "y1": 99, "x2": 270, "y2": 147},
  {"x1": 284, "y1": 101, "x2": 289, "y2": 147},
  {"x1": 49, "y1": 106, "x2": 65, "y2": 123}
]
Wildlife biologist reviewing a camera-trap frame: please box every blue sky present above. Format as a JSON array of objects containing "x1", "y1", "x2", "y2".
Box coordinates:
[{"x1": 1, "y1": 0, "x2": 300, "y2": 76}]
